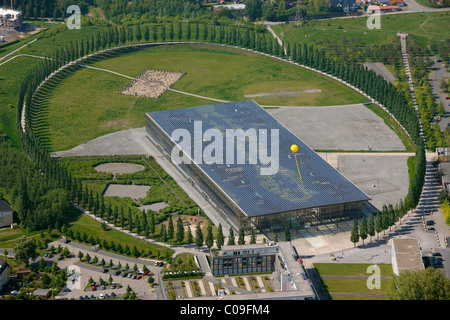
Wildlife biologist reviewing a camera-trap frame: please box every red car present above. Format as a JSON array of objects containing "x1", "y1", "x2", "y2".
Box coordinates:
[
  {"x1": 91, "y1": 286, "x2": 96, "y2": 291},
  {"x1": 446, "y1": 97, "x2": 450, "y2": 100}
]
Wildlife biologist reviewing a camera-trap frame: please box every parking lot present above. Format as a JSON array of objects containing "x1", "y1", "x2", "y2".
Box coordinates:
[{"x1": 50, "y1": 239, "x2": 164, "y2": 300}]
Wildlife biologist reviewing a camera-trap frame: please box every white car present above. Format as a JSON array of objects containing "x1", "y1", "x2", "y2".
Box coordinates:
[{"x1": 99, "y1": 294, "x2": 104, "y2": 299}]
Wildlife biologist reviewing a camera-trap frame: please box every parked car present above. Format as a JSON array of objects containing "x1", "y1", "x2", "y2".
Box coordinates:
[
  {"x1": 84, "y1": 295, "x2": 90, "y2": 300},
  {"x1": 102, "y1": 269, "x2": 108, "y2": 273},
  {"x1": 122, "y1": 273, "x2": 128, "y2": 278},
  {"x1": 157, "y1": 262, "x2": 164, "y2": 267},
  {"x1": 101, "y1": 285, "x2": 106, "y2": 290},
  {"x1": 432, "y1": 252, "x2": 442, "y2": 257},
  {"x1": 426, "y1": 220, "x2": 435, "y2": 225},
  {"x1": 114, "y1": 271, "x2": 121, "y2": 276},
  {"x1": 90, "y1": 295, "x2": 95, "y2": 299},
  {"x1": 111, "y1": 284, "x2": 116, "y2": 289},
  {"x1": 91, "y1": 286, "x2": 96, "y2": 291},
  {"x1": 99, "y1": 294, "x2": 104, "y2": 299},
  {"x1": 111, "y1": 292, "x2": 116, "y2": 298},
  {"x1": 428, "y1": 227, "x2": 435, "y2": 231},
  {"x1": 64, "y1": 239, "x2": 71, "y2": 244},
  {"x1": 445, "y1": 96, "x2": 450, "y2": 100}
]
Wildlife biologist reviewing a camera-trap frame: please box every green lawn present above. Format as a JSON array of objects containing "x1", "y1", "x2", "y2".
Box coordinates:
[
  {"x1": 37, "y1": 43, "x2": 366, "y2": 151},
  {"x1": 68, "y1": 213, "x2": 174, "y2": 258},
  {"x1": 314, "y1": 263, "x2": 394, "y2": 300},
  {"x1": 272, "y1": 12, "x2": 450, "y2": 50}
]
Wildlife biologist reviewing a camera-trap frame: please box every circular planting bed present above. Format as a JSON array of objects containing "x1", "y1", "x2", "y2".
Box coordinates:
[{"x1": 94, "y1": 162, "x2": 145, "y2": 174}]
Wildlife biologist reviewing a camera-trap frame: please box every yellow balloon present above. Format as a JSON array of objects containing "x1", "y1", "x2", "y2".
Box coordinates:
[{"x1": 291, "y1": 144, "x2": 298, "y2": 153}]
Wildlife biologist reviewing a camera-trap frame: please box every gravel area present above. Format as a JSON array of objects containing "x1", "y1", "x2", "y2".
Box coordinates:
[
  {"x1": 266, "y1": 104, "x2": 406, "y2": 151},
  {"x1": 103, "y1": 184, "x2": 150, "y2": 199}
]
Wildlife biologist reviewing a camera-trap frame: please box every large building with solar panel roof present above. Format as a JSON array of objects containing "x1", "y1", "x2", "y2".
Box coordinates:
[{"x1": 145, "y1": 100, "x2": 370, "y2": 233}]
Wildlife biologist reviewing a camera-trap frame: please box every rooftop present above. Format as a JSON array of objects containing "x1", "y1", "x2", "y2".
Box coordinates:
[
  {"x1": 392, "y1": 238, "x2": 424, "y2": 274},
  {"x1": 0, "y1": 200, "x2": 13, "y2": 213},
  {"x1": 0, "y1": 7, "x2": 21, "y2": 16},
  {"x1": 147, "y1": 101, "x2": 370, "y2": 218}
]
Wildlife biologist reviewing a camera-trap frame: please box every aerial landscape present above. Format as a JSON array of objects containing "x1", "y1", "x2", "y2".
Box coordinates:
[{"x1": 0, "y1": 0, "x2": 449, "y2": 311}]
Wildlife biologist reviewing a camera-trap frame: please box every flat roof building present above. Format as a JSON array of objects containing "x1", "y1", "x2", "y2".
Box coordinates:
[
  {"x1": 391, "y1": 238, "x2": 425, "y2": 275},
  {"x1": 146, "y1": 100, "x2": 370, "y2": 233}
]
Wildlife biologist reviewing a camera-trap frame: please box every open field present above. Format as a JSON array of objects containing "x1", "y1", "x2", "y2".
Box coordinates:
[
  {"x1": 272, "y1": 12, "x2": 450, "y2": 50},
  {"x1": 35, "y1": 44, "x2": 366, "y2": 151}
]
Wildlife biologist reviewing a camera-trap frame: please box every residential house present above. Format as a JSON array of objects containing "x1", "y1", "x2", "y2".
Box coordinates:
[
  {"x1": 0, "y1": 200, "x2": 14, "y2": 228},
  {"x1": 331, "y1": 0, "x2": 358, "y2": 12}
]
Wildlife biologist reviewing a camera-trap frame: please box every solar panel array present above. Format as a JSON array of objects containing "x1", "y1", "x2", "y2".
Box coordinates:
[{"x1": 147, "y1": 100, "x2": 370, "y2": 217}]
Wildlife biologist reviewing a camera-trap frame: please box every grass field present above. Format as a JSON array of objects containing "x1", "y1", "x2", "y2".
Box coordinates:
[
  {"x1": 314, "y1": 263, "x2": 393, "y2": 300},
  {"x1": 272, "y1": 12, "x2": 450, "y2": 50},
  {"x1": 35, "y1": 43, "x2": 366, "y2": 151}
]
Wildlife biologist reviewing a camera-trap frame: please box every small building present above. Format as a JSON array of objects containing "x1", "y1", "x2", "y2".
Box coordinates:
[
  {"x1": 436, "y1": 147, "x2": 450, "y2": 162},
  {"x1": 0, "y1": 7, "x2": 22, "y2": 29},
  {"x1": 211, "y1": 243, "x2": 279, "y2": 276},
  {"x1": 367, "y1": 4, "x2": 400, "y2": 12},
  {"x1": 33, "y1": 288, "x2": 52, "y2": 299},
  {"x1": 439, "y1": 162, "x2": 450, "y2": 190},
  {"x1": 391, "y1": 238, "x2": 425, "y2": 275},
  {"x1": 388, "y1": 0, "x2": 405, "y2": 6},
  {"x1": 0, "y1": 258, "x2": 10, "y2": 292},
  {"x1": 331, "y1": 0, "x2": 358, "y2": 12},
  {"x1": 0, "y1": 200, "x2": 14, "y2": 228},
  {"x1": 16, "y1": 270, "x2": 31, "y2": 278},
  {"x1": 212, "y1": 3, "x2": 245, "y2": 10}
]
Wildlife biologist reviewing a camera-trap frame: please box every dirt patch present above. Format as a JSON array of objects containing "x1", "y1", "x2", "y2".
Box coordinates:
[
  {"x1": 119, "y1": 69, "x2": 185, "y2": 98},
  {"x1": 94, "y1": 162, "x2": 145, "y2": 174},
  {"x1": 100, "y1": 119, "x2": 128, "y2": 128}
]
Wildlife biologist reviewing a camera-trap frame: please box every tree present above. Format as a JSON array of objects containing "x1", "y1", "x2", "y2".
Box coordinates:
[
  {"x1": 375, "y1": 211, "x2": 383, "y2": 239},
  {"x1": 386, "y1": 268, "x2": 450, "y2": 300},
  {"x1": 244, "y1": 0, "x2": 262, "y2": 21},
  {"x1": 227, "y1": 228, "x2": 235, "y2": 245},
  {"x1": 169, "y1": 23, "x2": 174, "y2": 42},
  {"x1": 368, "y1": 213, "x2": 375, "y2": 242},
  {"x1": 168, "y1": 218, "x2": 174, "y2": 240},
  {"x1": 14, "y1": 236, "x2": 38, "y2": 266},
  {"x1": 284, "y1": 226, "x2": 291, "y2": 242},
  {"x1": 350, "y1": 219, "x2": 359, "y2": 247},
  {"x1": 238, "y1": 227, "x2": 245, "y2": 245},
  {"x1": 195, "y1": 224, "x2": 203, "y2": 248},
  {"x1": 205, "y1": 223, "x2": 214, "y2": 249},
  {"x1": 176, "y1": 216, "x2": 184, "y2": 244},
  {"x1": 186, "y1": 226, "x2": 194, "y2": 245},
  {"x1": 216, "y1": 223, "x2": 224, "y2": 249},
  {"x1": 359, "y1": 216, "x2": 368, "y2": 245},
  {"x1": 250, "y1": 229, "x2": 256, "y2": 244}
]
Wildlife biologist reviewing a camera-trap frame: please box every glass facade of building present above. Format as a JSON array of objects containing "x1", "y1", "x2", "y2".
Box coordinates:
[{"x1": 212, "y1": 254, "x2": 276, "y2": 276}]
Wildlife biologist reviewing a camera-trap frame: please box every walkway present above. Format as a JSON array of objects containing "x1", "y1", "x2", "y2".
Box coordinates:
[{"x1": 398, "y1": 32, "x2": 427, "y2": 148}]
